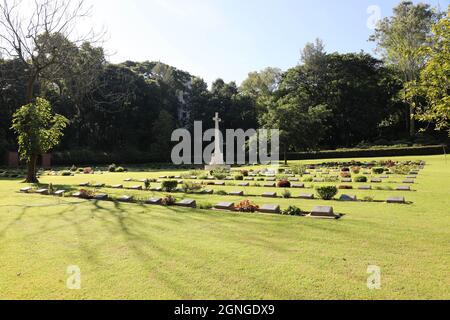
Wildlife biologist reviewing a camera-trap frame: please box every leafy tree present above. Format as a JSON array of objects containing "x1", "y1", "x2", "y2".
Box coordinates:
[
  {"x1": 240, "y1": 67, "x2": 282, "y2": 97},
  {"x1": 370, "y1": 1, "x2": 442, "y2": 137},
  {"x1": 301, "y1": 38, "x2": 326, "y2": 71},
  {"x1": 279, "y1": 53, "x2": 398, "y2": 148},
  {"x1": 150, "y1": 110, "x2": 176, "y2": 160},
  {"x1": 11, "y1": 98, "x2": 68, "y2": 182},
  {"x1": 260, "y1": 90, "x2": 330, "y2": 164},
  {"x1": 0, "y1": 0, "x2": 100, "y2": 102},
  {"x1": 406, "y1": 7, "x2": 450, "y2": 136}
]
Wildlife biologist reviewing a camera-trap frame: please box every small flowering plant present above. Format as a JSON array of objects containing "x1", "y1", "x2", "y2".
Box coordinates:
[
  {"x1": 235, "y1": 200, "x2": 259, "y2": 213},
  {"x1": 79, "y1": 189, "x2": 95, "y2": 199}
]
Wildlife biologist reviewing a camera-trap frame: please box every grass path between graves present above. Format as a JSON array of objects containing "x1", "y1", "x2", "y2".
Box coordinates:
[{"x1": 0, "y1": 155, "x2": 449, "y2": 299}]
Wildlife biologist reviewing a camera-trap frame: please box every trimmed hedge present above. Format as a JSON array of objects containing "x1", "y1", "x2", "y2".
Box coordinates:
[
  {"x1": 22, "y1": 144, "x2": 449, "y2": 166},
  {"x1": 287, "y1": 145, "x2": 447, "y2": 160}
]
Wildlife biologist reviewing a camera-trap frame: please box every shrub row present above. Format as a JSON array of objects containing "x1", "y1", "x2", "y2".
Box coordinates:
[{"x1": 287, "y1": 145, "x2": 447, "y2": 160}]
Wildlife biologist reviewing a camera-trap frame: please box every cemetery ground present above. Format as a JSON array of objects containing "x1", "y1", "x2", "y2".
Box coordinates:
[{"x1": 0, "y1": 155, "x2": 449, "y2": 300}]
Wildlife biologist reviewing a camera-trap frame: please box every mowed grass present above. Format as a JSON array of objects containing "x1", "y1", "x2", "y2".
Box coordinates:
[{"x1": 0, "y1": 155, "x2": 449, "y2": 300}]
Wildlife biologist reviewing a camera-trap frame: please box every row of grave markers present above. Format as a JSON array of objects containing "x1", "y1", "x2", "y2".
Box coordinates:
[{"x1": 19, "y1": 187, "x2": 342, "y2": 219}]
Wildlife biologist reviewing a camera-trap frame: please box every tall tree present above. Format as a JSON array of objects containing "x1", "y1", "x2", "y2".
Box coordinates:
[
  {"x1": 405, "y1": 7, "x2": 450, "y2": 136},
  {"x1": 370, "y1": 1, "x2": 442, "y2": 137},
  {"x1": 240, "y1": 67, "x2": 282, "y2": 97},
  {"x1": 11, "y1": 98, "x2": 68, "y2": 183},
  {"x1": 0, "y1": 0, "x2": 100, "y2": 102},
  {"x1": 0, "y1": 0, "x2": 100, "y2": 179}
]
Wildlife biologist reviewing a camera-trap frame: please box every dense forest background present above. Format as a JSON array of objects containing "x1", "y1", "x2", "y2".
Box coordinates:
[{"x1": 1, "y1": 1, "x2": 448, "y2": 164}]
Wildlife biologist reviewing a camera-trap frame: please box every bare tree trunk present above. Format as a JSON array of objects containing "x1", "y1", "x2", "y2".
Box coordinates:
[
  {"x1": 26, "y1": 74, "x2": 37, "y2": 102},
  {"x1": 26, "y1": 154, "x2": 39, "y2": 183},
  {"x1": 25, "y1": 75, "x2": 38, "y2": 183}
]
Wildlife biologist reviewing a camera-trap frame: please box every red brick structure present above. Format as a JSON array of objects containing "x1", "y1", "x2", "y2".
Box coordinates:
[
  {"x1": 7, "y1": 151, "x2": 19, "y2": 168},
  {"x1": 41, "y1": 154, "x2": 51, "y2": 168}
]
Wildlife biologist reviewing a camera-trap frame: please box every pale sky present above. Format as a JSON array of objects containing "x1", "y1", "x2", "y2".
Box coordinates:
[{"x1": 88, "y1": 0, "x2": 448, "y2": 85}]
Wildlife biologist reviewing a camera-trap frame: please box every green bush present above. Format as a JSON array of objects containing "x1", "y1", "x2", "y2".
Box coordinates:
[
  {"x1": 108, "y1": 163, "x2": 117, "y2": 172},
  {"x1": 116, "y1": 166, "x2": 125, "y2": 172},
  {"x1": 162, "y1": 180, "x2": 178, "y2": 192},
  {"x1": 234, "y1": 175, "x2": 244, "y2": 181},
  {"x1": 303, "y1": 176, "x2": 313, "y2": 182},
  {"x1": 161, "y1": 195, "x2": 176, "y2": 206},
  {"x1": 282, "y1": 189, "x2": 292, "y2": 198},
  {"x1": 198, "y1": 203, "x2": 213, "y2": 210},
  {"x1": 372, "y1": 167, "x2": 385, "y2": 174},
  {"x1": 282, "y1": 206, "x2": 303, "y2": 216},
  {"x1": 317, "y1": 186, "x2": 338, "y2": 200},
  {"x1": 183, "y1": 181, "x2": 202, "y2": 193},
  {"x1": 61, "y1": 170, "x2": 72, "y2": 176},
  {"x1": 354, "y1": 176, "x2": 368, "y2": 183},
  {"x1": 291, "y1": 165, "x2": 307, "y2": 176},
  {"x1": 211, "y1": 168, "x2": 229, "y2": 180},
  {"x1": 70, "y1": 165, "x2": 77, "y2": 172}
]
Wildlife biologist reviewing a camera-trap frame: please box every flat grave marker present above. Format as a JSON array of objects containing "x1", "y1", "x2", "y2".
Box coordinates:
[
  {"x1": 146, "y1": 198, "x2": 162, "y2": 205},
  {"x1": 339, "y1": 194, "x2": 357, "y2": 201},
  {"x1": 262, "y1": 192, "x2": 277, "y2": 198},
  {"x1": 258, "y1": 204, "x2": 281, "y2": 214},
  {"x1": 54, "y1": 190, "x2": 66, "y2": 197},
  {"x1": 214, "y1": 202, "x2": 235, "y2": 211},
  {"x1": 309, "y1": 206, "x2": 338, "y2": 219},
  {"x1": 93, "y1": 193, "x2": 108, "y2": 200},
  {"x1": 36, "y1": 189, "x2": 49, "y2": 195},
  {"x1": 117, "y1": 195, "x2": 133, "y2": 202},
  {"x1": 175, "y1": 199, "x2": 197, "y2": 208},
  {"x1": 387, "y1": 196, "x2": 405, "y2": 204}
]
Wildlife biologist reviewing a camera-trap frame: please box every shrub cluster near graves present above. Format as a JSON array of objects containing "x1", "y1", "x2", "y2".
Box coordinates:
[{"x1": 317, "y1": 186, "x2": 338, "y2": 200}]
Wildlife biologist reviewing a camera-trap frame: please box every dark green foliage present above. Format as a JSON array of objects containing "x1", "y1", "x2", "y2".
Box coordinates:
[
  {"x1": 161, "y1": 195, "x2": 176, "y2": 206},
  {"x1": 282, "y1": 189, "x2": 292, "y2": 198},
  {"x1": 144, "y1": 179, "x2": 151, "y2": 190},
  {"x1": 183, "y1": 181, "x2": 202, "y2": 193},
  {"x1": 372, "y1": 167, "x2": 385, "y2": 174},
  {"x1": 282, "y1": 206, "x2": 303, "y2": 216},
  {"x1": 162, "y1": 180, "x2": 178, "y2": 192},
  {"x1": 354, "y1": 176, "x2": 368, "y2": 183},
  {"x1": 211, "y1": 168, "x2": 229, "y2": 180},
  {"x1": 317, "y1": 186, "x2": 338, "y2": 200}
]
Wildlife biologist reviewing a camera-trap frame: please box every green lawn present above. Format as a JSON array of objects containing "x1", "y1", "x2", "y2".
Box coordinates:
[{"x1": 0, "y1": 155, "x2": 449, "y2": 299}]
